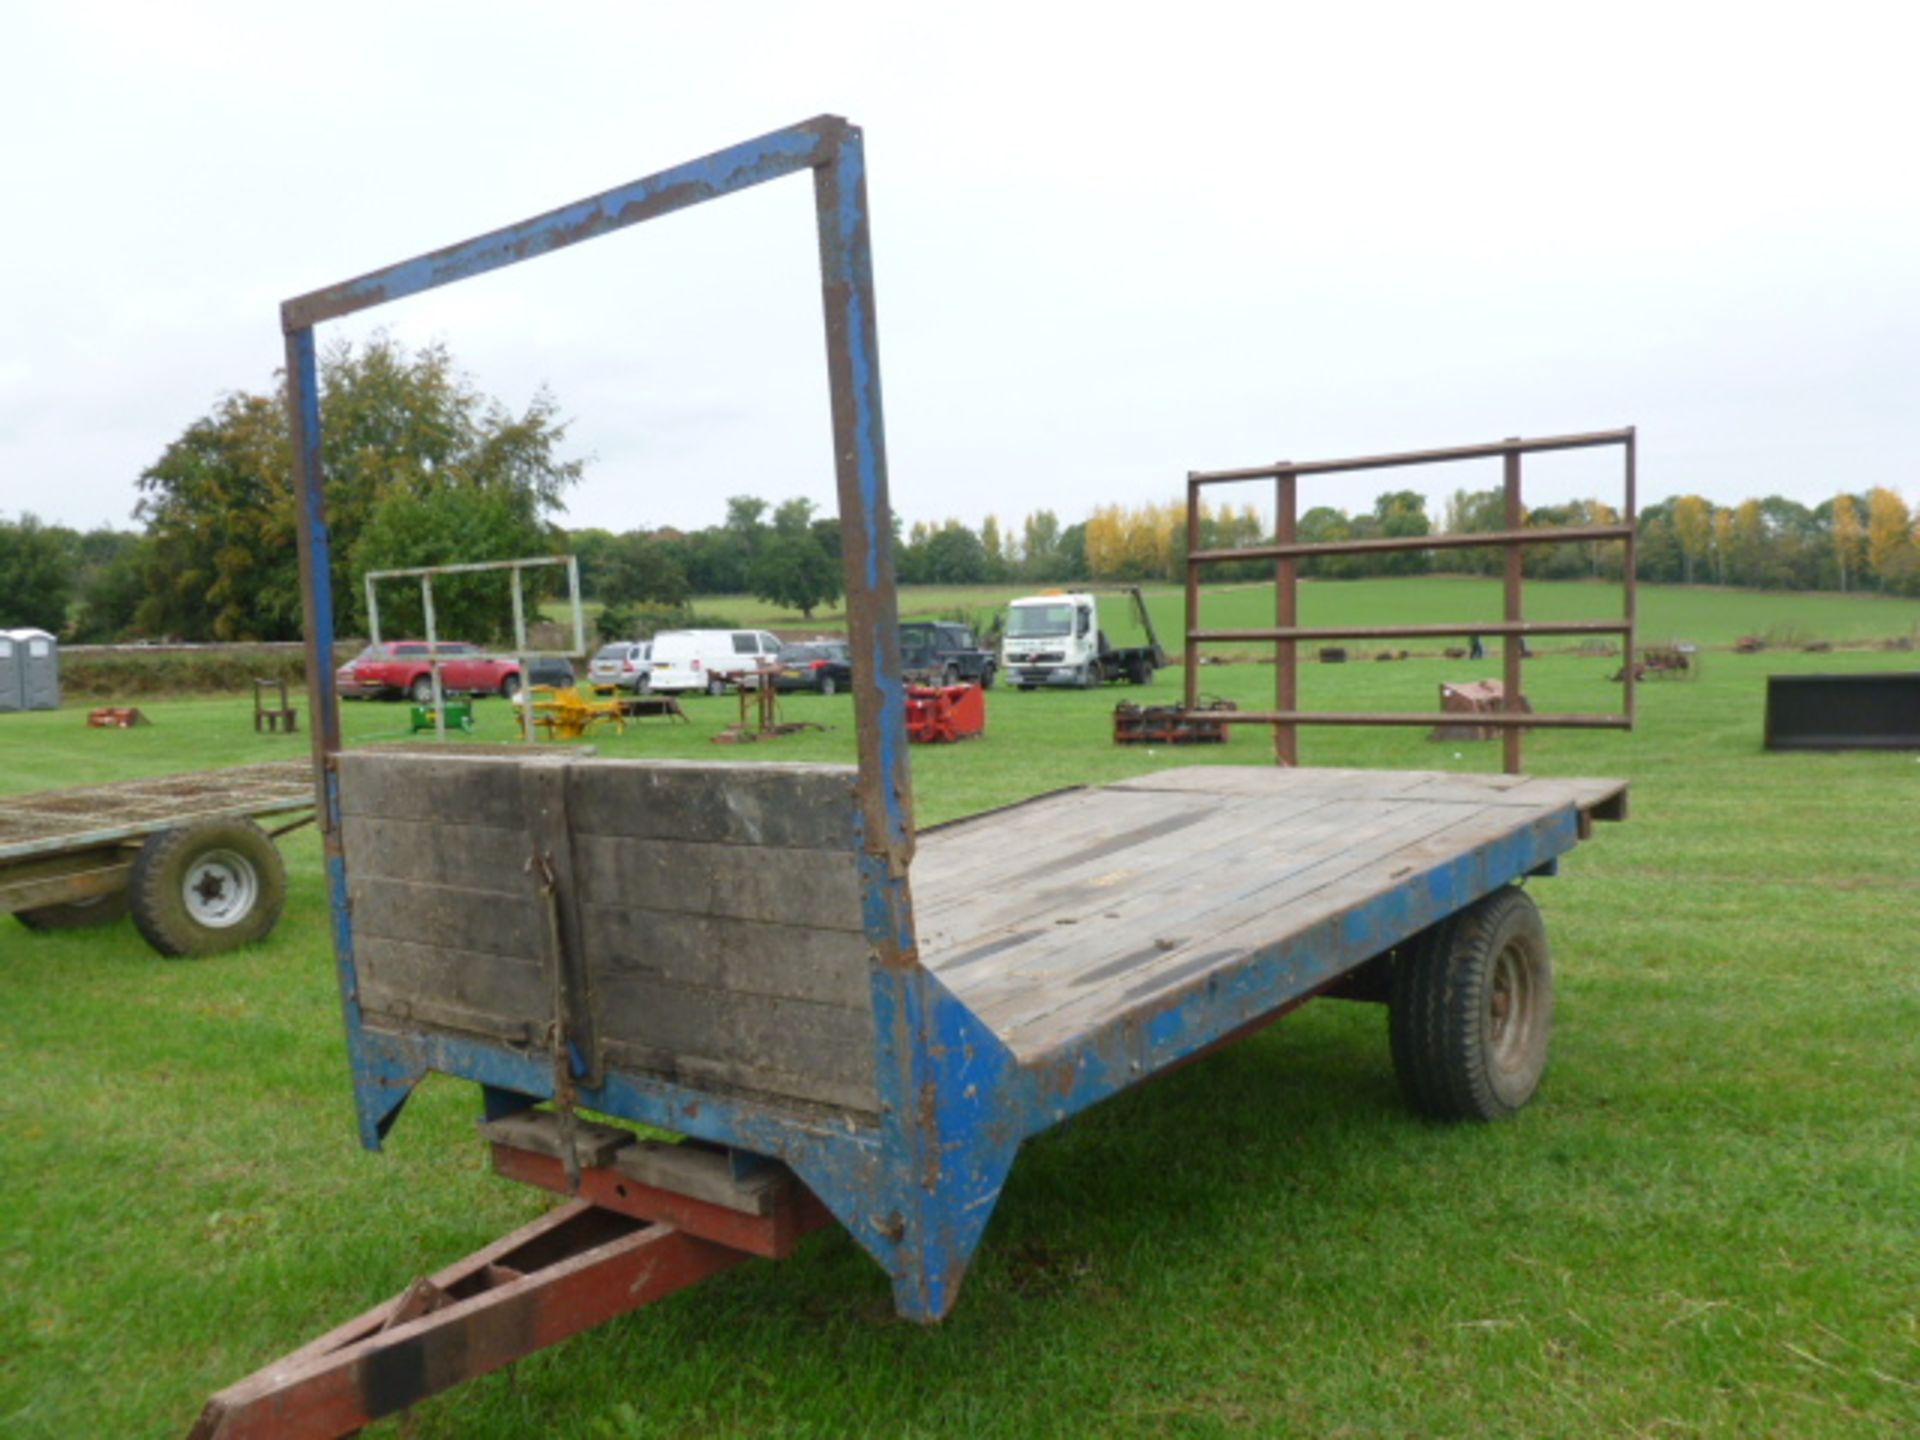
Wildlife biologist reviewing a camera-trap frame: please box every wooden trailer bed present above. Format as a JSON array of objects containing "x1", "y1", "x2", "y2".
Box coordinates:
[
  {"x1": 0, "y1": 761, "x2": 312, "y2": 859},
  {"x1": 918, "y1": 766, "x2": 1627, "y2": 1061}
]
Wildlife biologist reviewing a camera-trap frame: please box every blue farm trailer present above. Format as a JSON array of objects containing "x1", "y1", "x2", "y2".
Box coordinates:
[{"x1": 192, "y1": 117, "x2": 1631, "y2": 1438}]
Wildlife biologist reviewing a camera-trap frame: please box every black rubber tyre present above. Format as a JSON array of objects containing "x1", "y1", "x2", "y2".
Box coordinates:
[
  {"x1": 980, "y1": 664, "x2": 997, "y2": 690},
  {"x1": 128, "y1": 819, "x2": 288, "y2": 959},
  {"x1": 15, "y1": 891, "x2": 131, "y2": 931},
  {"x1": 409, "y1": 675, "x2": 436, "y2": 705},
  {"x1": 818, "y1": 674, "x2": 838, "y2": 696},
  {"x1": 1389, "y1": 886, "x2": 1552, "y2": 1122},
  {"x1": 1082, "y1": 661, "x2": 1103, "y2": 689},
  {"x1": 942, "y1": 664, "x2": 960, "y2": 688},
  {"x1": 706, "y1": 676, "x2": 727, "y2": 697},
  {"x1": 499, "y1": 674, "x2": 522, "y2": 701},
  {"x1": 1128, "y1": 657, "x2": 1152, "y2": 685}
]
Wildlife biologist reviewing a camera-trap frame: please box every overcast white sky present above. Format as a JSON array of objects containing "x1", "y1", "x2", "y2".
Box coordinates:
[{"x1": 2, "y1": 1, "x2": 1915, "y2": 539}]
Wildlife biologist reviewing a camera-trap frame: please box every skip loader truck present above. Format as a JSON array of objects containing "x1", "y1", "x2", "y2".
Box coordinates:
[{"x1": 1001, "y1": 586, "x2": 1167, "y2": 689}]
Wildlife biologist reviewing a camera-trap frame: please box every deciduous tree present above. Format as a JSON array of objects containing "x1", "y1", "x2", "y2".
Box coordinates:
[
  {"x1": 748, "y1": 497, "x2": 841, "y2": 617},
  {"x1": 1831, "y1": 494, "x2": 1864, "y2": 592},
  {"x1": 1866, "y1": 487, "x2": 1912, "y2": 589},
  {"x1": 0, "y1": 514, "x2": 74, "y2": 634},
  {"x1": 1671, "y1": 495, "x2": 1712, "y2": 585},
  {"x1": 134, "y1": 334, "x2": 581, "y2": 641}
]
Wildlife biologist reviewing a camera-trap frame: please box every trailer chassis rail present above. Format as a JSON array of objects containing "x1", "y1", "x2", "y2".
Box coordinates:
[{"x1": 189, "y1": 1123, "x2": 830, "y2": 1440}]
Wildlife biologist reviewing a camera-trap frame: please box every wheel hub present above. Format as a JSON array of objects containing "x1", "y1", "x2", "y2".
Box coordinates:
[
  {"x1": 182, "y1": 850, "x2": 260, "y2": 928},
  {"x1": 1488, "y1": 942, "x2": 1532, "y2": 1068}
]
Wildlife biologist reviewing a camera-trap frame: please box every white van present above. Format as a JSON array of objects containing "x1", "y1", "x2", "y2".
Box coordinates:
[{"x1": 648, "y1": 629, "x2": 783, "y2": 694}]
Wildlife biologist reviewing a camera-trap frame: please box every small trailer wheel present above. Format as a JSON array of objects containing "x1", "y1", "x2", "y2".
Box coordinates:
[
  {"x1": 15, "y1": 891, "x2": 132, "y2": 931},
  {"x1": 129, "y1": 819, "x2": 288, "y2": 958},
  {"x1": 1389, "y1": 886, "x2": 1552, "y2": 1122}
]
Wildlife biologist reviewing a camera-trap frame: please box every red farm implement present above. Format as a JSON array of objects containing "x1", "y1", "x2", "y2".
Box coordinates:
[{"x1": 905, "y1": 682, "x2": 985, "y2": 742}]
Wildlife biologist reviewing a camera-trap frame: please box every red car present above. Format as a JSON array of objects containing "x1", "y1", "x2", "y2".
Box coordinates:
[{"x1": 335, "y1": 641, "x2": 525, "y2": 703}]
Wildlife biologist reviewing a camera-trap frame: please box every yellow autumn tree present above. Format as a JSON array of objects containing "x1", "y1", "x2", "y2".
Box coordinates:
[
  {"x1": 1866, "y1": 487, "x2": 1913, "y2": 590},
  {"x1": 1086, "y1": 501, "x2": 1185, "y2": 580},
  {"x1": 1831, "y1": 494, "x2": 1864, "y2": 592},
  {"x1": 1084, "y1": 505, "x2": 1127, "y2": 579},
  {"x1": 1711, "y1": 509, "x2": 1733, "y2": 585},
  {"x1": 1672, "y1": 495, "x2": 1712, "y2": 584}
]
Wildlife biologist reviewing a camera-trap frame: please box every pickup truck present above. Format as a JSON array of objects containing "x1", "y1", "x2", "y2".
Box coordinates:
[
  {"x1": 899, "y1": 621, "x2": 997, "y2": 688},
  {"x1": 336, "y1": 641, "x2": 527, "y2": 704}
]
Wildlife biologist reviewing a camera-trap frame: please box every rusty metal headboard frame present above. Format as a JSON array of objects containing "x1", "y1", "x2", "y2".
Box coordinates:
[{"x1": 1183, "y1": 428, "x2": 1637, "y2": 773}]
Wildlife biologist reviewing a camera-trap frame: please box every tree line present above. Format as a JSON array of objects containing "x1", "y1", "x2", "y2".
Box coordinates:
[{"x1": 7, "y1": 334, "x2": 1917, "y2": 647}]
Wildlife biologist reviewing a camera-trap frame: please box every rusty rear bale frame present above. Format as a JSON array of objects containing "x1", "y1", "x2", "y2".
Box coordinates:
[{"x1": 1183, "y1": 430, "x2": 1638, "y2": 773}]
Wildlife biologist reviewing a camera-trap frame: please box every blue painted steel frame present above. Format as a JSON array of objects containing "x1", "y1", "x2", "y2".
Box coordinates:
[{"x1": 284, "y1": 116, "x2": 1595, "y2": 1323}]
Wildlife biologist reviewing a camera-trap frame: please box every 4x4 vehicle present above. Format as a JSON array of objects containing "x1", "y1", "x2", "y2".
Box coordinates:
[
  {"x1": 899, "y1": 621, "x2": 996, "y2": 688},
  {"x1": 773, "y1": 640, "x2": 852, "y2": 694},
  {"x1": 588, "y1": 641, "x2": 652, "y2": 692},
  {"x1": 335, "y1": 642, "x2": 526, "y2": 704}
]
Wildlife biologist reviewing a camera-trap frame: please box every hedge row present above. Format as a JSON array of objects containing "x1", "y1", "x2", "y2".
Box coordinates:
[{"x1": 58, "y1": 647, "x2": 356, "y2": 699}]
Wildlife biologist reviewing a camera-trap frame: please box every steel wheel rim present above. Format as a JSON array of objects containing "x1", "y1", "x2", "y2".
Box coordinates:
[
  {"x1": 1488, "y1": 939, "x2": 1534, "y2": 1073},
  {"x1": 183, "y1": 850, "x2": 259, "y2": 928}
]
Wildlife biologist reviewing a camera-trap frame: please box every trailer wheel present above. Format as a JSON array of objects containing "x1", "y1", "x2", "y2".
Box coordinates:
[
  {"x1": 129, "y1": 819, "x2": 288, "y2": 958},
  {"x1": 1389, "y1": 886, "x2": 1552, "y2": 1122},
  {"x1": 15, "y1": 891, "x2": 131, "y2": 931}
]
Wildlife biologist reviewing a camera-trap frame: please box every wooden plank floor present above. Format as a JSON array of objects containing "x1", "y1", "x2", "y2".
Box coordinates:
[
  {"x1": 916, "y1": 766, "x2": 1625, "y2": 1062},
  {"x1": 0, "y1": 760, "x2": 313, "y2": 855}
]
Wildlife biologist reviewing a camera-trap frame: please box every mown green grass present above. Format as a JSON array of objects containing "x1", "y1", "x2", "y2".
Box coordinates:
[
  {"x1": 2, "y1": 627, "x2": 1917, "y2": 1436},
  {"x1": 675, "y1": 576, "x2": 1920, "y2": 656}
]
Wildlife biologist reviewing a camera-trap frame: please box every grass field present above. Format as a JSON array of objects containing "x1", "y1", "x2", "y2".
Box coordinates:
[
  {"x1": 2, "y1": 619, "x2": 1917, "y2": 1436},
  {"x1": 681, "y1": 576, "x2": 1920, "y2": 656}
]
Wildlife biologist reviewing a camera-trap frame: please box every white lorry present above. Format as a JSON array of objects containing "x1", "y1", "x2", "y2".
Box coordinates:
[{"x1": 1001, "y1": 587, "x2": 1167, "y2": 690}]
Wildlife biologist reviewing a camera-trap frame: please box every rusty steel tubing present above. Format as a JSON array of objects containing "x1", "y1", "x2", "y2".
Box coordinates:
[
  {"x1": 1183, "y1": 710, "x2": 1630, "y2": 730},
  {"x1": 1188, "y1": 427, "x2": 1637, "y2": 486},
  {"x1": 1274, "y1": 469, "x2": 1297, "y2": 765},
  {"x1": 1189, "y1": 620, "x2": 1630, "y2": 643},
  {"x1": 1623, "y1": 427, "x2": 1639, "y2": 728},
  {"x1": 1187, "y1": 523, "x2": 1635, "y2": 566},
  {"x1": 1502, "y1": 442, "x2": 1524, "y2": 772},
  {"x1": 1184, "y1": 474, "x2": 1201, "y2": 713}
]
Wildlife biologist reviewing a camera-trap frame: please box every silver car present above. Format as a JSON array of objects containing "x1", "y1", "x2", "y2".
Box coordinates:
[{"x1": 588, "y1": 640, "x2": 652, "y2": 692}]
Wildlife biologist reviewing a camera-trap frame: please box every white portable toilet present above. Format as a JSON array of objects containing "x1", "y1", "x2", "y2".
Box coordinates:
[
  {"x1": 0, "y1": 632, "x2": 19, "y2": 712},
  {"x1": 7, "y1": 629, "x2": 59, "y2": 710}
]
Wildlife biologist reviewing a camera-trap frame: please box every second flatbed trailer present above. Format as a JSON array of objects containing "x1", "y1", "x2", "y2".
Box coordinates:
[{"x1": 1, "y1": 761, "x2": 312, "y2": 956}]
